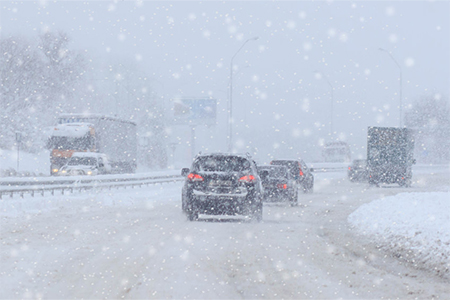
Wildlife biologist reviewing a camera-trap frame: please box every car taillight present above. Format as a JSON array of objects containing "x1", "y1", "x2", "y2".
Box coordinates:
[
  {"x1": 277, "y1": 183, "x2": 287, "y2": 189},
  {"x1": 348, "y1": 167, "x2": 352, "y2": 170},
  {"x1": 299, "y1": 169, "x2": 304, "y2": 176},
  {"x1": 239, "y1": 175, "x2": 256, "y2": 183},
  {"x1": 187, "y1": 173, "x2": 204, "y2": 181}
]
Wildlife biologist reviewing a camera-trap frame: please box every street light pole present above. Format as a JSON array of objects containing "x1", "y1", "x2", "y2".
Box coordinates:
[
  {"x1": 314, "y1": 71, "x2": 334, "y2": 139},
  {"x1": 379, "y1": 48, "x2": 403, "y2": 127},
  {"x1": 228, "y1": 36, "x2": 259, "y2": 152}
]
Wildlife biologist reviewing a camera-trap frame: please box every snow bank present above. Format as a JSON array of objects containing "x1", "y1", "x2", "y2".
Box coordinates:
[
  {"x1": 348, "y1": 192, "x2": 450, "y2": 278},
  {"x1": 0, "y1": 149, "x2": 50, "y2": 176}
]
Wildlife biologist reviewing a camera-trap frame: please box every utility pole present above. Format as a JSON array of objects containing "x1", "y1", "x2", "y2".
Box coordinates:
[{"x1": 228, "y1": 36, "x2": 259, "y2": 152}]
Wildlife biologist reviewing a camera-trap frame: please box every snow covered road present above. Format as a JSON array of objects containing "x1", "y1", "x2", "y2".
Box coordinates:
[{"x1": 1, "y1": 168, "x2": 449, "y2": 299}]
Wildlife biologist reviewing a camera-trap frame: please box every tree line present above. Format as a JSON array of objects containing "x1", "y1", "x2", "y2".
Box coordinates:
[
  {"x1": 404, "y1": 94, "x2": 450, "y2": 163},
  {"x1": 0, "y1": 31, "x2": 167, "y2": 168}
]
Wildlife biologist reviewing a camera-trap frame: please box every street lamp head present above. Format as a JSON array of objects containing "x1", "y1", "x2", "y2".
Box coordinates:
[{"x1": 250, "y1": 36, "x2": 259, "y2": 41}]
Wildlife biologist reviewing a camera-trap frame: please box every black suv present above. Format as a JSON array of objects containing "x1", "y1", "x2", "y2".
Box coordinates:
[
  {"x1": 270, "y1": 159, "x2": 314, "y2": 193},
  {"x1": 181, "y1": 153, "x2": 264, "y2": 221}
]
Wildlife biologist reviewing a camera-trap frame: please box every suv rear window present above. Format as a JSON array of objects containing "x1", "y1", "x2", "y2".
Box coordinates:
[
  {"x1": 193, "y1": 156, "x2": 251, "y2": 172},
  {"x1": 270, "y1": 161, "x2": 299, "y2": 175},
  {"x1": 258, "y1": 166, "x2": 288, "y2": 178}
]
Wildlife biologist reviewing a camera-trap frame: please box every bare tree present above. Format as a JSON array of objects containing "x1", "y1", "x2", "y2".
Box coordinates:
[
  {"x1": 0, "y1": 32, "x2": 87, "y2": 151},
  {"x1": 0, "y1": 36, "x2": 44, "y2": 149},
  {"x1": 404, "y1": 94, "x2": 450, "y2": 163},
  {"x1": 37, "y1": 31, "x2": 87, "y2": 114}
]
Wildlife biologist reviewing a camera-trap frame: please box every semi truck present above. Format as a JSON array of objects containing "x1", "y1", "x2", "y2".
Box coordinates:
[
  {"x1": 322, "y1": 141, "x2": 351, "y2": 163},
  {"x1": 367, "y1": 126, "x2": 415, "y2": 187},
  {"x1": 48, "y1": 114, "x2": 137, "y2": 175}
]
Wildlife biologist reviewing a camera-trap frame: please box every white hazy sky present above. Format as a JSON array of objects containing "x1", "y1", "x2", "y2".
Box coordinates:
[{"x1": 1, "y1": 1, "x2": 449, "y2": 162}]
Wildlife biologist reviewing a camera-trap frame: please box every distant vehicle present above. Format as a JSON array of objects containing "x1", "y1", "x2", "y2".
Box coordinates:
[
  {"x1": 322, "y1": 141, "x2": 351, "y2": 163},
  {"x1": 257, "y1": 165, "x2": 299, "y2": 206},
  {"x1": 348, "y1": 159, "x2": 368, "y2": 182},
  {"x1": 270, "y1": 159, "x2": 314, "y2": 193},
  {"x1": 367, "y1": 126, "x2": 416, "y2": 187},
  {"x1": 58, "y1": 153, "x2": 111, "y2": 176},
  {"x1": 47, "y1": 114, "x2": 137, "y2": 175},
  {"x1": 181, "y1": 153, "x2": 264, "y2": 221}
]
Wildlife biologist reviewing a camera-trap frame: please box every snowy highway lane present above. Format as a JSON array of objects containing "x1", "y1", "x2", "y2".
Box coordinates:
[{"x1": 1, "y1": 168, "x2": 449, "y2": 299}]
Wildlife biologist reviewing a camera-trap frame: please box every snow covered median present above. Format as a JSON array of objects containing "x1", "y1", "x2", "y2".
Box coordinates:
[{"x1": 348, "y1": 192, "x2": 450, "y2": 278}]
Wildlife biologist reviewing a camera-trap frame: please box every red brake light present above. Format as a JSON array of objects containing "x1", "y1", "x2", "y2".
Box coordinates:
[
  {"x1": 348, "y1": 167, "x2": 352, "y2": 170},
  {"x1": 239, "y1": 175, "x2": 256, "y2": 183},
  {"x1": 298, "y1": 162, "x2": 304, "y2": 176},
  {"x1": 187, "y1": 173, "x2": 204, "y2": 181},
  {"x1": 277, "y1": 183, "x2": 287, "y2": 189}
]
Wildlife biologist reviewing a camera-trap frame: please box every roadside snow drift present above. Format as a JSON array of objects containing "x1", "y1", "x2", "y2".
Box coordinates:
[{"x1": 348, "y1": 192, "x2": 450, "y2": 278}]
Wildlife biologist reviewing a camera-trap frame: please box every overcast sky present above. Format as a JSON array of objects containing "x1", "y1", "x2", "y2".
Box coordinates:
[{"x1": 1, "y1": 1, "x2": 449, "y2": 163}]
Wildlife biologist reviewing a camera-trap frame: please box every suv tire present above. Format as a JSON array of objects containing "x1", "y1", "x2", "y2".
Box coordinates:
[
  {"x1": 290, "y1": 189, "x2": 298, "y2": 206},
  {"x1": 187, "y1": 209, "x2": 199, "y2": 221}
]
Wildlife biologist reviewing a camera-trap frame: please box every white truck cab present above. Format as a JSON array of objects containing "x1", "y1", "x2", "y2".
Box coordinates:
[{"x1": 58, "y1": 153, "x2": 111, "y2": 176}]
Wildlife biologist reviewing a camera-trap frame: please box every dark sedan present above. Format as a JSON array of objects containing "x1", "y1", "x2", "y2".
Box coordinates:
[
  {"x1": 257, "y1": 165, "x2": 299, "y2": 206},
  {"x1": 348, "y1": 159, "x2": 369, "y2": 182},
  {"x1": 270, "y1": 159, "x2": 314, "y2": 193}
]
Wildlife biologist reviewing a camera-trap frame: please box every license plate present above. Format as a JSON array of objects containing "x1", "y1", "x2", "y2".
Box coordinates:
[{"x1": 209, "y1": 180, "x2": 232, "y2": 186}]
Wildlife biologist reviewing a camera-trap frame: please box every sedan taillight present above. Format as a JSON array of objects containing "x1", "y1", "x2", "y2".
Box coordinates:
[
  {"x1": 187, "y1": 173, "x2": 204, "y2": 181},
  {"x1": 239, "y1": 175, "x2": 256, "y2": 183}
]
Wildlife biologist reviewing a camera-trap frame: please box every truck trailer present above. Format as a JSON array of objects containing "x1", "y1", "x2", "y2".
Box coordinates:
[
  {"x1": 48, "y1": 114, "x2": 137, "y2": 175},
  {"x1": 367, "y1": 126, "x2": 415, "y2": 187}
]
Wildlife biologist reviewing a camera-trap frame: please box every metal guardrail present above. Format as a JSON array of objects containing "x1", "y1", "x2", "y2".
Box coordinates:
[
  {"x1": 312, "y1": 167, "x2": 347, "y2": 173},
  {"x1": 0, "y1": 174, "x2": 184, "y2": 199},
  {"x1": 1, "y1": 163, "x2": 446, "y2": 199},
  {"x1": 0, "y1": 166, "x2": 350, "y2": 199}
]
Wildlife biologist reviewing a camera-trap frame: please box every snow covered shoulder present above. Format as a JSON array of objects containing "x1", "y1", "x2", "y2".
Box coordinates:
[{"x1": 348, "y1": 192, "x2": 450, "y2": 278}]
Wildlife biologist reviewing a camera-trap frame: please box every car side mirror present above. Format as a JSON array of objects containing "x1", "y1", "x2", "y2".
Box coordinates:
[
  {"x1": 310, "y1": 168, "x2": 314, "y2": 172},
  {"x1": 181, "y1": 168, "x2": 190, "y2": 177}
]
